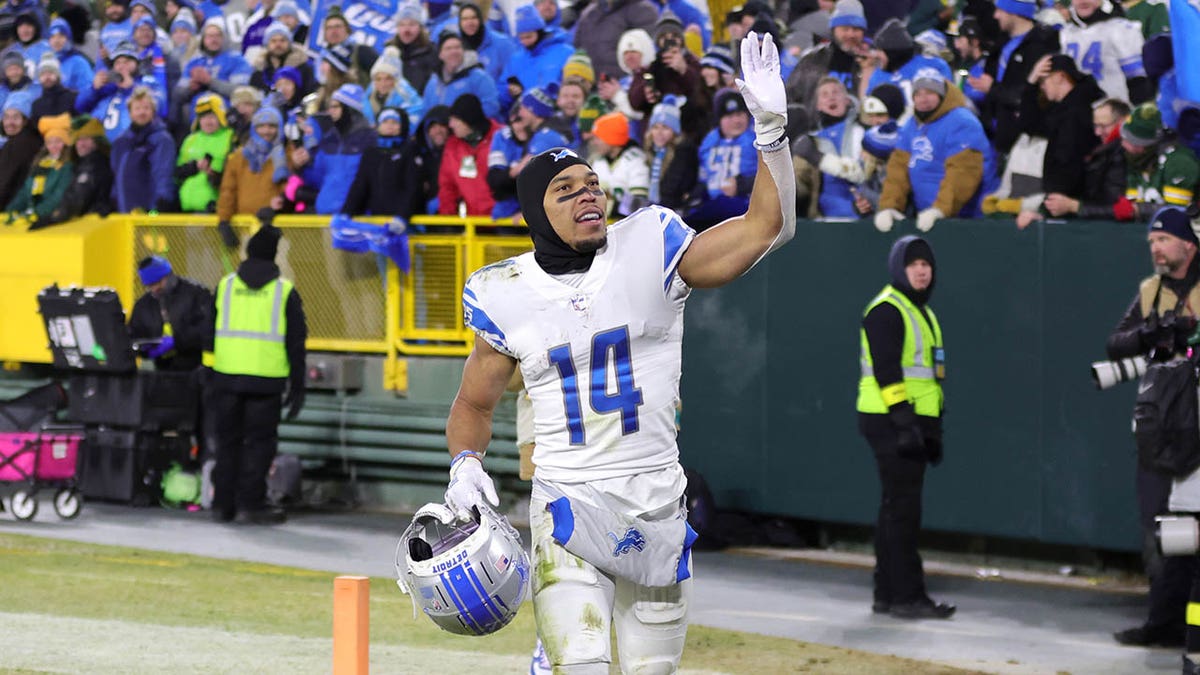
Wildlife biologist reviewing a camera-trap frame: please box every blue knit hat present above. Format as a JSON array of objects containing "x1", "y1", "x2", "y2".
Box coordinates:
[
  {"x1": 862, "y1": 121, "x2": 899, "y2": 159},
  {"x1": 271, "y1": 0, "x2": 300, "y2": 19},
  {"x1": 649, "y1": 94, "x2": 683, "y2": 135},
  {"x1": 137, "y1": 256, "x2": 173, "y2": 286},
  {"x1": 995, "y1": 0, "x2": 1036, "y2": 19},
  {"x1": 48, "y1": 17, "x2": 72, "y2": 40},
  {"x1": 699, "y1": 44, "x2": 735, "y2": 75},
  {"x1": 110, "y1": 40, "x2": 140, "y2": 62},
  {"x1": 264, "y1": 20, "x2": 291, "y2": 43},
  {"x1": 170, "y1": 9, "x2": 197, "y2": 34},
  {"x1": 514, "y1": 4, "x2": 545, "y2": 33},
  {"x1": 393, "y1": 0, "x2": 424, "y2": 23},
  {"x1": 1149, "y1": 207, "x2": 1198, "y2": 245},
  {"x1": 829, "y1": 0, "x2": 866, "y2": 29},
  {"x1": 2, "y1": 90, "x2": 32, "y2": 118},
  {"x1": 521, "y1": 82, "x2": 558, "y2": 119},
  {"x1": 332, "y1": 83, "x2": 365, "y2": 112}
]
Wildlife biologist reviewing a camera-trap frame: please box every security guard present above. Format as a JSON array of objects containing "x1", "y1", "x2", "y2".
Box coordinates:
[
  {"x1": 208, "y1": 222, "x2": 307, "y2": 524},
  {"x1": 857, "y1": 235, "x2": 953, "y2": 620}
]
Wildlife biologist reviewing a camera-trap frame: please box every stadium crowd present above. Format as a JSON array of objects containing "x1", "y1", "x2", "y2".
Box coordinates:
[{"x1": 0, "y1": 0, "x2": 1194, "y2": 233}]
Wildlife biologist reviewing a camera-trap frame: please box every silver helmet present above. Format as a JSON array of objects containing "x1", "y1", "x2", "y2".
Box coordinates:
[{"x1": 395, "y1": 502, "x2": 530, "y2": 636}]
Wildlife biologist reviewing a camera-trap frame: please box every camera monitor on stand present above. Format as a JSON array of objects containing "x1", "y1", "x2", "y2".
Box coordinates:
[{"x1": 37, "y1": 284, "x2": 137, "y2": 374}]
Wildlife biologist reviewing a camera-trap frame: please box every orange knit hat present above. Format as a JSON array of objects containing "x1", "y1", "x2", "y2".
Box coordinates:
[
  {"x1": 592, "y1": 112, "x2": 629, "y2": 147},
  {"x1": 37, "y1": 113, "x2": 72, "y2": 145}
]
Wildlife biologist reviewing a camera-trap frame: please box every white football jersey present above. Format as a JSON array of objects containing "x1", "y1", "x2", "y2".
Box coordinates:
[
  {"x1": 463, "y1": 205, "x2": 695, "y2": 484},
  {"x1": 1060, "y1": 17, "x2": 1145, "y2": 103}
]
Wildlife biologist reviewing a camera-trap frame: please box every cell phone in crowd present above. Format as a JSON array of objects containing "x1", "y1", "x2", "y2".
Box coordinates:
[{"x1": 642, "y1": 72, "x2": 656, "y2": 91}]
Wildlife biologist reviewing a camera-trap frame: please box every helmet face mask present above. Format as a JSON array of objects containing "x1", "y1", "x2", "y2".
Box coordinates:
[{"x1": 396, "y1": 502, "x2": 530, "y2": 636}]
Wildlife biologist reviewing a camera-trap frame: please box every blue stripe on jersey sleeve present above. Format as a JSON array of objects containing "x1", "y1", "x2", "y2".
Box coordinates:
[
  {"x1": 1119, "y1": 55, "x2": 1145, "y2": 77},
  {"x1": 661, "y1": 208, "x2": 695, "y2": 292},
  {"x1": 463, "y1": 293, "x2": 510, "y2": 353}
]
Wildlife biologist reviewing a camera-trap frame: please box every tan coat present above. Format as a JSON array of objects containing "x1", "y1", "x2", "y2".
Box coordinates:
[{"x1": 215, "y1": 150, "x2": 284, "y2": 221}]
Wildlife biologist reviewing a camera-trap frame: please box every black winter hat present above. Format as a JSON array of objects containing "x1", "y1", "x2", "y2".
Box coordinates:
[
  {"x1": 449, "y1": 93, "x2": 488, "y2": 133},
  {"x1": 247, "y1": 224, "x2": 281, "y2": 260},
  {"x1": 867, "y1": 83, "x2": 906, "y2": 120},
  {"x1": 873, "y1": 18, "x2": 913, "y2": 53}
]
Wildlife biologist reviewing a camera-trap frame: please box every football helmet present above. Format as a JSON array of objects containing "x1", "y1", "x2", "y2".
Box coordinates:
[{"x1": 395, "y1": 502, "x2": 530, "y2": 636}]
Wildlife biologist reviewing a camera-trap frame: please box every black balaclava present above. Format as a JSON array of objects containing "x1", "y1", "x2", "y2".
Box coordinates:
[
  {"x1": 887, "y1": 235, "x2": 936, "y2": 305},
  {"x1": 516, "y1": 147, "x2": 596, "y2": 274}
]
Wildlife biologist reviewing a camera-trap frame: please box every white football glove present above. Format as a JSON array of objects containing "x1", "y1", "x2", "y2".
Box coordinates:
[
  {"x1": 916, "y1": 207, "x2": 944, "y2": 232},
  {"x1": 736, "y1": 31, "x2": 787, "y2": 149},
  {"x1": 874, "y1": 209, "x2": 904, "y2": 233},
  {"x1": 444, "y1": 451, "x2": 499, "y2": 520}
]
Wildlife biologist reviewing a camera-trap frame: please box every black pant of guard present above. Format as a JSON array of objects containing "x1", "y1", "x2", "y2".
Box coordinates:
[
  {"x1": 1139, "y1": 465, "x2": 1197, "y2": 634},
  {"x1": 869, "y1": 435, "x2": 928, "y2": 606},
  {"x1": 209, "y1": 389, "x2": 282, "y2": 516}
]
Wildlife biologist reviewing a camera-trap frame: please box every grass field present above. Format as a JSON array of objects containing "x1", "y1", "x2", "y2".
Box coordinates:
[{"x1": 0, "y1": 533, "x2": 985, "y2": 674}]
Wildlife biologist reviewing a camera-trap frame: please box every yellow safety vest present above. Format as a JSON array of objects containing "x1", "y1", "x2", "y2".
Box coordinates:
[
  {"x1": 857, "y1": 285, "x2": 944, "y2": 417},
  {"x1": 212, "y1": 273, "x2": 293, "y2": 378}
]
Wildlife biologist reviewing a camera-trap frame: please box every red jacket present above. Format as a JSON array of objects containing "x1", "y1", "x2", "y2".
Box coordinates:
[{"x1": 438, "y1": 121, "x2": 500, "y2": 216}]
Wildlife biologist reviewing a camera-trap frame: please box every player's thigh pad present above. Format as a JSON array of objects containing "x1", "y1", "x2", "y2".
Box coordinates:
[{"x1": 612, "y1": 577, "x2": 691, "y2": 675}]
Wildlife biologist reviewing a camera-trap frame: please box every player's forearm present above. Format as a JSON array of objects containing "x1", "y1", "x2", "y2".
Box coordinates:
[
  {"x1": 446, "y1": 397, "x2": 495, "y2": 459},
  {"x1": 746, "y1": 145, "x2": 796, "y2": 258}
]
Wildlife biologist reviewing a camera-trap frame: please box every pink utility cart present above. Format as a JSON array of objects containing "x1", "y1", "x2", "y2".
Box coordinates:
[{"x1": 0, "y1": 428, "x2": 83, "y2": 520}]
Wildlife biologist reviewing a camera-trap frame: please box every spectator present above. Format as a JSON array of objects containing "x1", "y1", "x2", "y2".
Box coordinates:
[
  {"x1": 604, "y1": 28, "x2": 654, "y2": 122},
  {"x1": 861, "y1": 19, "x2": 952, "y2": 112},
  {"x1": 487, "y1": 103, "x2": 532, "y2": 219},
  {"x1": 652, "y1": 0, "x2": 711, "y2": 50},
  {"x1": 320, "y1": 6, "x2": 378, "y2": 88},
  {"x1": 439, "y1": 93, "x2": 500, "y2": 216},
  {"x1": 228, "y1": 86, "x2": 263, "y2": 146},
  {"x1": 951, "y1": 17, "x2": 988, "y2": 108},
  {"x1": 308, "y1": 84, "x2": 377, "y2": 214},
  {"x1": 423, "y1": 31, "x2": 500, "y2": 120},
  {"x1": 217, "y1": 106, "x2": 287, "y2": 229},
  {"x1": 30, "y1": 53, "x2": 76, "y2": 127},
  {"x1": 1060, "y1": 0, "x2": 1150, "y2": 105},
  {"x1": 363, "y1": 47, "x2": 424, "y2": 127},
  {"x1": 547, "y1": 77, "x2": 587, "y2": 150},
  {"x1": 698, "y1": 44, "x2": 736, "y2": 101},
  {"x1": 42, "y1": 115, "x2": 113, "y2": 224},
  {"x1": 168, "y1": 9, "x2": 200, "y2": 68},
  {"x1": 111, "y1": 87, "x2": 177, "y2": 213},
  {"x1": 628, "y1": 10, "x2": 709, "y2": 140},
  {"x1": 644, "y1": 94, "x2": 698, "y2": 211},
  {"x1": 853, "y1": 120, "x2": 900, "y2": 215},
  {"x1": 0, "y1": 0, "x2": 45, "y2": 36},
  {"x1": 5, "y1": 113, "x2": 72, "y2": 225},
  {"x1": 501, "y1": 5, "x2": 576, "y2": 110},
  {"x1": 269, "y1": 1, "x2": 309, "y2": 47},
  {"x1": 174, "y1": 17, "x2": 252, "y2": 122},
  {"x1": 875, "y1": 73, "x2": 996, "y2": 232},
  {"x1": 45, "y1": 18, "x2": 92, "y2": 94},
  {"x1": 1123, "y1": 0, "x2": 1169, "y2": 39},
  {"x1": 131, "y1": 15, "x2": 170, "y2": 96},
  {"x1": 786, "y1": 0, "x2": 832, "y2": 54},
  {"x1": 408, "y1": 104, "x2": 450, "y2": 216},
  {"x1": 520, "y1": 83, "x2": 570, "y2": 153},
  {"x1": 0, "y1": 46, "x2": 40, "y2": 110},
  {"x1": 315, "y1": 43, "x2": 358, "y2": 111},
  {"x1": 562, "y1": 49, "x2": 596, "y2": 94},
  {"x1": 574, "y1": 0, "x2": 658, "y2": 79},
  {"x1": 99, "y1": 0, "x2": 134, "y2": 58},
  {"x1": 587, "y1": 111, "x2": 648, "y2": 217},
  {"x1": 1011, "y1": 54, "x2": 1104, "y2": 228},
  {"x1": 979, "y1": 0, "x2": 1059, "y2": 155},
  {"x1": 794, "y1": 76, "x2": 863, "y2": 218},
  {"x1": 458, "y1": 2, "x2": 516, "y2": 83},
  {"x1": 248, "y1": 21, "x2": 315, "y2": 99},
  {"x1": 12, "y1": 11, "x2": 50, "y2": 69},
  {"x1": 386, "y1": 0, "x2": 439, "y2": 93},
  {"x1": 269, "y1": 66, "x2": 304, "y2": 114},
  {"x1": 341, "y1": 106, "x2": 418, "y2": 217},
  {"x1": 176, "y1": 93, "x2": 233, "y2": 213},
  {"x1": 786, "y1": 0, "x2": 869, "y2": 133},
  {"x1": 0, "y1": 91, "x2": 39, "y2": 207},
  {"x1": 1121, "y1": 102, "x2": 1200, "y2": 220},
  {"x1": 532, "y1": 0, "x2": 568, "y2": 32},
  {"x1": 239, "y1": 0, "x2": 282, "y2": 61},
  {"x1": 1037, "y1": 97, "x2": 1129, "y2": 220},
  {"x1": 691, "y1": 88, "x2": 757, "y2": 230}
]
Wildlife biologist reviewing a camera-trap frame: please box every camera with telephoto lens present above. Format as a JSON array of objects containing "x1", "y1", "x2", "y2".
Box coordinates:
[
  {"x1": 1090, "y1": 356, "x2": 1149, "y2": 390},
  {"x1": 1157, "y1": 515, "x2": 1200, "y2": 556}
]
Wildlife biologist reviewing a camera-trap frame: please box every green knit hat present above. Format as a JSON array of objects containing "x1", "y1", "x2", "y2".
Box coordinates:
[
  {"x1": 577, "y1": 94, "x2": 612, "y2": 134},
  {"x1": 1122, "y1": 102, "x2": 1164, "y2": 147}
]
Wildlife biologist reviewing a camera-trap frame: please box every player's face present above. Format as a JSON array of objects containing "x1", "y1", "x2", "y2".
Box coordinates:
[
  {"x1": 905, "y1": 259, "x2": 932, "y2": 291},
  {"x1": 542, "y1": 164, "x2": 607, "y2": 253}
]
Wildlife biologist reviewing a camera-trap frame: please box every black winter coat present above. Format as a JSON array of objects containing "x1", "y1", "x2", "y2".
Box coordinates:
[
  {"x1": 0, "y1": 125, "x2": 41, "y2": 208},
  {"x1": 653, "y1": 138, "x2": 699, "y2": 211},
  {"x1": 128, "y1": 275, "x2": 214, "y2": 372},
  {"x1": 981, "y1": 25, "x2": 1060, "y2": 155},
  {"x1": 43, "y1": 150, "x2": 114, "y2": 225},
  {"x1": 1017, "y1": 76, "x2": 1104, "y2": 198},
  {"x1": 386, "y1": 36, "x2": 439, "y2": 92},
  {"x1": 341, "y1": 138, "x2": 419, "y2": 218},
  {"x1": 1077, "y1": 138, "x2": 1127, "y2": 219},
  {"x1": 30, "y1": 83, "x2": 77, "y2": 128}
]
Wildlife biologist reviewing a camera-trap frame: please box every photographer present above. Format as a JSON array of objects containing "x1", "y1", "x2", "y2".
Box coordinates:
[
  {"x1": 627, "y1": 14, "x2": 709, "y2": 140},
  {"x1": 1106, "y1": 206, "x2": 1200, "y2": 649}
]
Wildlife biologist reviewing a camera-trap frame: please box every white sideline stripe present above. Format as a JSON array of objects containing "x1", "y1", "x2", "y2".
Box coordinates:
[{"x1": 0, "y1": 611, "x2": 727, "y2": 674}]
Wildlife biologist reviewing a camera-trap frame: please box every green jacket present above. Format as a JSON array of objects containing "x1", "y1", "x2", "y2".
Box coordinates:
[
  {"x1": 6, "y1": 158, "x2": 73, "y2": 223},
  {"x1": 177, "y1": 127, "x2": 233, "y2": 213},
  {"x1": 1126, "y1": 141, "x2": 1200, "y2": 208}
]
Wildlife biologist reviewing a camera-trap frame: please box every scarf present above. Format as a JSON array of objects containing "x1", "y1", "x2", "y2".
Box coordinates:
[
  {"x1": 243, "y1": 129, "x2": 289, "y2": 182},
  {"x1": 650, "y1": 146, "x2": 665, "y2": 204}
]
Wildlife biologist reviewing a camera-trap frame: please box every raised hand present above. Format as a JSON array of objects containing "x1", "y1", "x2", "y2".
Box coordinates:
[{"x1": 735, "y1": 31, "x2": 788, "y2": 149}]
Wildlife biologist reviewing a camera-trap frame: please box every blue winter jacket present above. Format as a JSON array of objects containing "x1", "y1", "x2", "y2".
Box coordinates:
[
  {"x1": 111, "y1": 118, "x2": 176, "y2": 212},
  {"x1": 99, "y1": 19, "x2": 131, "y2": 56},
  {"x1": 815, "y1": 120, "x2": 859, "y2": 218},
  {"x1": 498, "y1": 29, "x2": 574, "y2": 109},
  {"x1": 423, "y1": 57, "x2": 500, "y2": 120},
  {"x1": 54, "y1": 47, "x2": 95, "y2": 93},
  {"x1": 866, "y1": 55, "x2": 953, "y2": 110},
  {"x1": 470, "y1": 28, "x2": 517, "y2": 84},
  {"x1": 307, "y1": 113, "x2": 378, "y2": 215},
  {"x1": 698, "y1": 127, "x2": 757, "y2": 199},
  {"x1": 364, "y1": 81, "x2": 425, "y2": 127},
  {"x1": 0, "y1": 0, "x2": 46, "y2": 33},
  {"x1": 75, "y1": 75, "x2": 165, "y2": 141},
  {"x1": 0, "y1": 77, "x2": 40, "y2": 113},
  {"x1": 487, "y1": 126, "x2": 524, "y2": 218}
]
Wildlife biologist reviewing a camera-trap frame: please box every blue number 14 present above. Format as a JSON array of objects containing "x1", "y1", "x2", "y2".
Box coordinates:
[{"x1": 547, "y1": 326, "x2": 644, "y2": 445}]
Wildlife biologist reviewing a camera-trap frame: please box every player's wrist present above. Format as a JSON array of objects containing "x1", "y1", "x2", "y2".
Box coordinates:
[{"x1": 449, "y1": 449, "x2": 484, "y2": 476}]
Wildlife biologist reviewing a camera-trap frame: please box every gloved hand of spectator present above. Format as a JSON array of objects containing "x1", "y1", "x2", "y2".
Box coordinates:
[
  {"x1": 388, "y1": 216, "x2": 407, "y2": 235},
  {"x1": 146, "y1": 335, "x2": 175, "y2": 359},
  {"x1": 217, "y1": 220, "x2": 239, "y2": 248},
  {"x1": 736, "y1": 31, "x2": 787, "y2": 149},
  {"x1": 874, "y1": 209, "x2": 903, "y2": 233},
  {"x1": 445, "y1": 451, "x2": 499, "y2": 521},
  {"x1": 889, "y1": 404, "x2": 926, "y2": 459},
  {"x1": 916, "y1": 208, "x2": 943, "y2": 232},
  {"x1": 283, "y1": 376, "x2": 306, "y2": 420}
]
